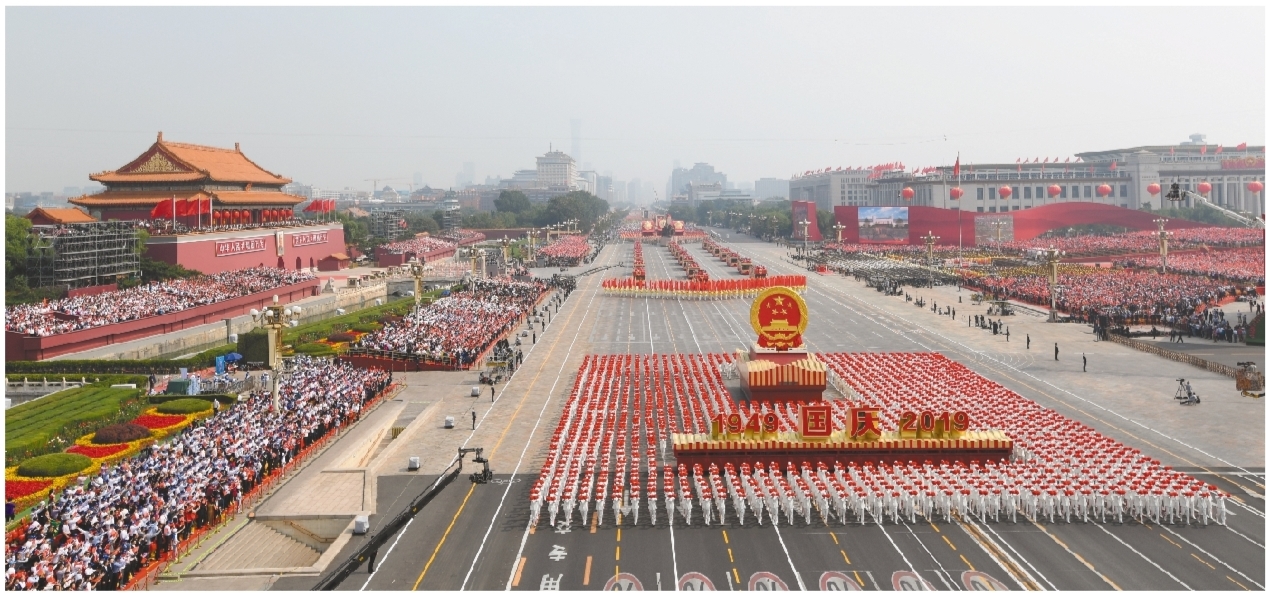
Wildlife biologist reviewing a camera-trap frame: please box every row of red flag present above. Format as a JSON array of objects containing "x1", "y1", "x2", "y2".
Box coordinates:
[
  {"x1": 303, "y1": 199, "x2": 337, "y2": 213},
  {"x1": 150, "y1": 197, "x2": 211, "y2": 219}
]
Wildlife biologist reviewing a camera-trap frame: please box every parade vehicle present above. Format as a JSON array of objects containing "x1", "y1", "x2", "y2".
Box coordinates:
[
  {"x1": 726, "y1": 252, "x2": 740, "y2": 266},
  {"x1": 687, "y1": 266, "x2": 707, "y2": 281},
  {"x1": 633, "y1": 266, "x2": 646, "y2": 281},
  {"x1": 1174, "y1": 378, "x2": 1201, "y2": 405},
  {"x1": 739, "y1": 258, "x2": 753, "y2": 275},
  {"x1": 753, "y1": 265, "x2": 768, "y2": 279}
]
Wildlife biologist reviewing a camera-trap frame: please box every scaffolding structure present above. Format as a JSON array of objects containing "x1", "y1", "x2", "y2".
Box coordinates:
[
  {"x1": 369, "y1": 209, "x2": 406, "y2": 241},
  {"x1": 27, "y1": 221, "x2": 140, "y2": 289},
  {"x1": 442, "y1": 198, "x2": 461, "y2": 232}
]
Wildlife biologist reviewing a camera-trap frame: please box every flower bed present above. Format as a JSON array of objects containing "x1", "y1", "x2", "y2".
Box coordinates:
[
  {"x1": 131, "y1": 411, "x2": 188, "y2": 430},
  {"x1": 4, "y1": 468, "x2": 54, "y2": 508},
  {"x1": 66, "y1": 443, "x2": 130, "y2": 458}
]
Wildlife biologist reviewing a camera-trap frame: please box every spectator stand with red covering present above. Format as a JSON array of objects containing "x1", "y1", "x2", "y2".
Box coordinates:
[
  {"x1": 537, "y1": 234, "x2": 591, "y2": 266},
  {"x1": 374, "y1": 230, "x2": 487, "y2": 268},
  {"x1": 5, "y1": 268, "x2": 318, "y2": 361}
]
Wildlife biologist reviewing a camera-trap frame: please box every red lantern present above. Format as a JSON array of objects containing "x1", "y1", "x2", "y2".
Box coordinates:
[
  {"x1": 1096, "y1": 184, "x2": 1111, "y2": 198},
  {"x1": 1248, "y1": 180, "x2": 1264, "y2": 194},
  {"x1": 1147, "y1": 183, "x2": 1162, "y2": 196},
  {"x1": 949, "y1": 187, "x2": 964, "y2": 200},
  {"x1": 901, "y1": 187, "x2": 914, "y2": 200},
  {"x1": 999, "y1": 186, "x2": 1012, "y2": 199},
  {"x1": 1048, "y1": 185, "x2": 1062, "y2": 198},
  {"x1": 1197, "y1": 181, "x2": 1212, "y2": 195}
]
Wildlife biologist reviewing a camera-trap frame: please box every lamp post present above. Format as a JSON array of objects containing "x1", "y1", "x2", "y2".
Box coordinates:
[
  {"x1": 251, "y1": 295, "x2": 301, "y2": 413},
  {"x1": 1153, "y1": 217, "x2": 1170, "y2": 274},
  {"x1": 798, "y1": 219, "x2": 811, "y2": 266},
  {"x1": 921, "y1": 231, "x2": 940, "y2": 266},
  {"x1": 500, "y1": 236, "x2": 511, "y2": 263},
  {"x1": 1036, "y1": 247, "x2": 1065, "y2": 322},
  {"x1": 989, "y1": 220, "x2": 1006, "y2": 245},
  {"x1": 832, "y1": 222, "x2": 847, "y2": 243},
  {"x1": 526, "y1": 229, "x2": 539, "y2": 263},
  {"x1": 407, "y1": 257, "x2": 425, "y2": 312}
]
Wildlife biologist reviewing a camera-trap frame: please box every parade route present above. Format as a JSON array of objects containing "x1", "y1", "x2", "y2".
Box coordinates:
[{"x1": 310, "y1": 235, "x2": 1263, "y2": 591}]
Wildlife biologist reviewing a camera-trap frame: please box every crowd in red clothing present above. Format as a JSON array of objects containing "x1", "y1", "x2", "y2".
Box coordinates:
[
  {"x1": 4, "y1": 268, "x2": 314, "y2": 337},
  {"x1": 4, "y1": 357, "x2": 390, "y2": 591},
  {"x1": 996, "y1": 227, "x2": 1263, "y2": 256},
  {"x1": 538, "y1": 235, "x2": 591, "y2": 266},
  {"x1": 1115, "y1": 248, "x2": 1265, "y2": 284}
]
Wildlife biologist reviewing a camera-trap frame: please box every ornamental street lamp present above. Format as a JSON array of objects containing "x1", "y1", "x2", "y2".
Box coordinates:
[
  {"x1": 1153, "y1": 218, "x2": 1170, "y2": 274},
  {"x1": 833, "y1": 222, "x2": 847, "y2": 243},
  {"x1": 526, "y1": 229, "x2": 540, "y2": 263},
  {"x1": 500, "y1": 236, "x2": 512, "y2": 263},
  {"x1": 989, "y1": 220, "x2": 1006, "y2": 244},
  {"x1": 921, "y1": 231, "x2": 940, "y2": 266},
  {"x1": 798, "y1": 219, "x2": 811, "y2": 266},
  {"x1": 250, "y1": 295, "x2": 301, "y2": 413},
  {"x1": 1035, "y1": 247, "x2": 1065, "y2": 322},
  {"x1": 407, "y1": 257, "x2": 425, "y2": 312}
]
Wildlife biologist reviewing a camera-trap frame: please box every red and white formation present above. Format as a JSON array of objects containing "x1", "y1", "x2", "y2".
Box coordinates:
[{"x1": 529, "y1": 353, "x2": 1229, "y2": 528}]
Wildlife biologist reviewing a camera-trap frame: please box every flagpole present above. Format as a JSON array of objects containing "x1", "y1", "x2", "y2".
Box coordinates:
[{"x1": 171, "y1": 194, "x2": 175, "y2": 232}]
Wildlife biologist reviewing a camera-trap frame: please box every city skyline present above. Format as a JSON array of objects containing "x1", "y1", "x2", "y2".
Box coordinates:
[{"x1": 6, "y1": 7, "x2": 1263, "y2": 198}]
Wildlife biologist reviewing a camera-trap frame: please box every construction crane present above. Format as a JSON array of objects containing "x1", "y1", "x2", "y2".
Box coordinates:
[{"x1": 1165, "y1": 183, "x2": 1266, "y2": 229}]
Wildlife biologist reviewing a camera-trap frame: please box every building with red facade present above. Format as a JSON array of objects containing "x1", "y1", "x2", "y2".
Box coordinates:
[{"x1": 65, "y1": 133, "x2": 346, "y2": 273}]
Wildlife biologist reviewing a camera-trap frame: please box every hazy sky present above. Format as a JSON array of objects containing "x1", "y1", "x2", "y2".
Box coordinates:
[{"x1": 6, "y1": 7, "x2": 1264, "y2": 196}]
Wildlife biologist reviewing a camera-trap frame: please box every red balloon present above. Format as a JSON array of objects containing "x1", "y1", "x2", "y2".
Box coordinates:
[
  {"x1": 1197, "y1": 181, "x2": 1212, "y2": 194},
  {"x1": 949, "y1": 187, "x2": 964, "y2": 200},
  {"x1": 901, "y1": 187, "x2": 914, "y2": 200},
  {"x1": 1048, "y1": 185, "x2": 1062, "y2": 198},
  {"x1": 1096, "y1": 184, "x2": 1111, "y2": 197},
  {"x1": 1147, "y1": 183, "x2": 1162, "y2": 196},
  {"x1": 1249, "y1": 181, "x2": 1264, "y2": 194},
  {"x1": 999, "y1": 186, "x2": 1012, "y2": 199}
]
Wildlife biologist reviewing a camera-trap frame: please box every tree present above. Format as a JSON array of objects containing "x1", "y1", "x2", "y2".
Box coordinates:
[
  {"x1": 817, "y1": 209, "x2": 835, "y2": 240},
  {"x1": 544, "y1": 191, "x2": 609, "y2": 231},
  {"x1": 495, "y1": 190, "x2": 531, "y2": 214},
  {"x1": 6, "y1": 214, "x2": 32, "y2": 278}
]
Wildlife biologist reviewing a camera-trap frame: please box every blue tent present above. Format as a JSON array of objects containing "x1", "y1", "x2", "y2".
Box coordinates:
[{"x1": 224, "y1": 352, "x2": 243, "y2": 362}]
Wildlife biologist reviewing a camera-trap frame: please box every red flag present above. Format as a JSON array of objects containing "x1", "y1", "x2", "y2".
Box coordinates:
[
  {"x1": 953, "y1": 154, "x2": 960, "y2": 179},
  {"x1": 1015, "y1": 158, "x2": 1020, "y2": 163},
  {"x1": 1215, "y1": 145, "x2": 1223, "y2": 154},
  {"x1": 1237, "y1": 142, "x2": 1248, "y2": 151},
  {"x1": 150, "y1": 200, "x2": 173, "y2": 219},
  {"x1": 1109, "y1": 160, "x2": 1117, "y2": 171},
  {"x1": 175, "y1": 198, "x2": 191, "y2": 217},
  {"x1": 1169, "y1": 147, "x2": 1175, "y2": 156},
  {"x1": 1200, "y1": 145, "x2": 1207, "y2": 155},
  {"x1": 1023, "y1": 158, "x2": 1029, "y2": 163},
  {"x1": 1043, "y1": 157, "x2": 1049, "y2": 163}
]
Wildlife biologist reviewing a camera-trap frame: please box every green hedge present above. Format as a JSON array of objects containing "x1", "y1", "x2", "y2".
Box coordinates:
[
  {"x1": 147, "y1": 393, "x2": 237, "y2": 405},
  {"x1": 5, "y1": 344, "x2": 238, "y2": 375},
  {"x1": 292, "y1": 343, "x2": 336, "y2": 356},
  {"x1": 349, "y1": 322, "x2": 382, "y2": 333},
  {"x1": 17, "y1": 453, "x2": 92, "y2": 478},
  {"x1": 6, "y1": 385, "x2": 146, "y2": 465},
  {"x1": 155, "y1": 398, "x2": 213, "y2": 415},
  {"x1": 5, "y1": 374, "x2": 146, "y2": 386}
]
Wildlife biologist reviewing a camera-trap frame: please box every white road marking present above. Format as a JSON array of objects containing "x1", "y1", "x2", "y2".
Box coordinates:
[{"x1": 1093, "y1": 523, "x2": 1190, "y2": 590}]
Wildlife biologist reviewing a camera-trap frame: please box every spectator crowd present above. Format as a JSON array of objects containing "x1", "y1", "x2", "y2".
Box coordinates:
[
  {"x1": 4, "y1": 357, "x2": 391, "y2": 591},
  {"x1": 537, "y1": 235, "x2": 591, "y2": 267},
  {"x1": 1114, "y1": 248, "x2": 1265, "y2": 284},
  {"x1": 5, "y1": 268, "x2": 315, "y2": 337},
  {"x1": 355, "y1": 278, "x2": 548, "y2": 367}
]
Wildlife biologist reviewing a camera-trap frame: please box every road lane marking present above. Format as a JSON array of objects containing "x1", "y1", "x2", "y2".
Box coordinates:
[
  {"x1": 839, "y1": 550, "x2": 851, "y2": 565},
  {"x1": 732, "y1": 568, "x2": 740, "y2": 586},
  {"x1": 1190, "y1": 553, "x2": 1216, "y2": 571},
  {"x1": 722, "y1": 530, "x2": 729, "y2": 545},
  {"x1": 942, "y1": 535, "x2": 957, "y2": 551},
  {"x1": 617, "y1": 528, "x2": 621, "y2": 542},
  {"x1": 899, "y1": 522, "x2": 955, "y2": 590},
  {"x1": 1160, "y1": 524, "x2": 1264, "y2": 588},
  {"x1": 357, "y1": 516, "x2": 414, "y2": 592},
  {"x1": 511, "y1": 557, "x2": 527, "y2": 587},
  {"x1": 616, "y1": 546, "x2": 620, "y2": 561},
  {"x1": 414, "y1": 482, "x2": 477, "y2": 590},
  {"x1": 770, "y1": 522, "x2": 807, "y2": 590},
  {"x1": 1159, "y1": 533, "x2": 1181, "y2": 548},
  {"x1": 853, "y1": 571, "x2": 864, "y2": 588},
  {"x1": 1228, "y1": 575, "x2": 1250, "y2": 590},
  {"x1": 960, "y1": 555, "x2": 975, "y2": 571},
  {"x1": 962, "y1": 515, "x2": 1050, "y2": 590},
  {"x1": 591, "y1": 513, "x2": 598, "y2": 533},
  {"x1": 727, "y1": 548, "x2": 734, "y2": 563},
  {"x1": 584, "y1": 556, "x2": 592, "y2": 586},
  {"x1": 1092, "y1": 523, "x2": 1190, "y2": 590},
  {"x1": 829, "y1": 531, "x2": 839, "y2": 545}
]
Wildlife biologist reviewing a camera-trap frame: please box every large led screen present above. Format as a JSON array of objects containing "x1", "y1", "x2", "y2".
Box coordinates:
[{"x1": 857, "y1": 206, "x2": 909, "y2": 243}]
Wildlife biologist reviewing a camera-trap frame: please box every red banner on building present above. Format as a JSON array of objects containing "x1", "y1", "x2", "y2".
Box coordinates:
[
  {"x1": 291, "y1": 231, "x2": 329, "y2": 248},
  {"x1": 215, "y1": 236, "x2": 268, "y2": 257},
  {"x1": 1221, "y1": 156, "x2": 1263, "y2": 170}
]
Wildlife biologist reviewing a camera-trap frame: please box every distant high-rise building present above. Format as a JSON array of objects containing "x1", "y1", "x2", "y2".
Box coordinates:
[
  {"x1": 754, "y1": 178, "x2": 790, "y2": 200},
  {"x1": 627, "y1": 178, "x2": 642, "y2": 204},
  {"x1": 456, "y1": 162, "x2": 476, "y2": 189},
  {"x1": 62, "y1": 187, "x2": 81, "y2": 197},
  {"x1": 413, "y1": 172, "x2": 427, "y2": 188},
  {"x1": 571, "y1": 119, "x2": 583, "y2": 169},
  {"x1": 670, "y1": 163, "x2": 727, "y2": 197},
  {"x1": 536, "y1": 150, "x2": 578, "y2": 190}
]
